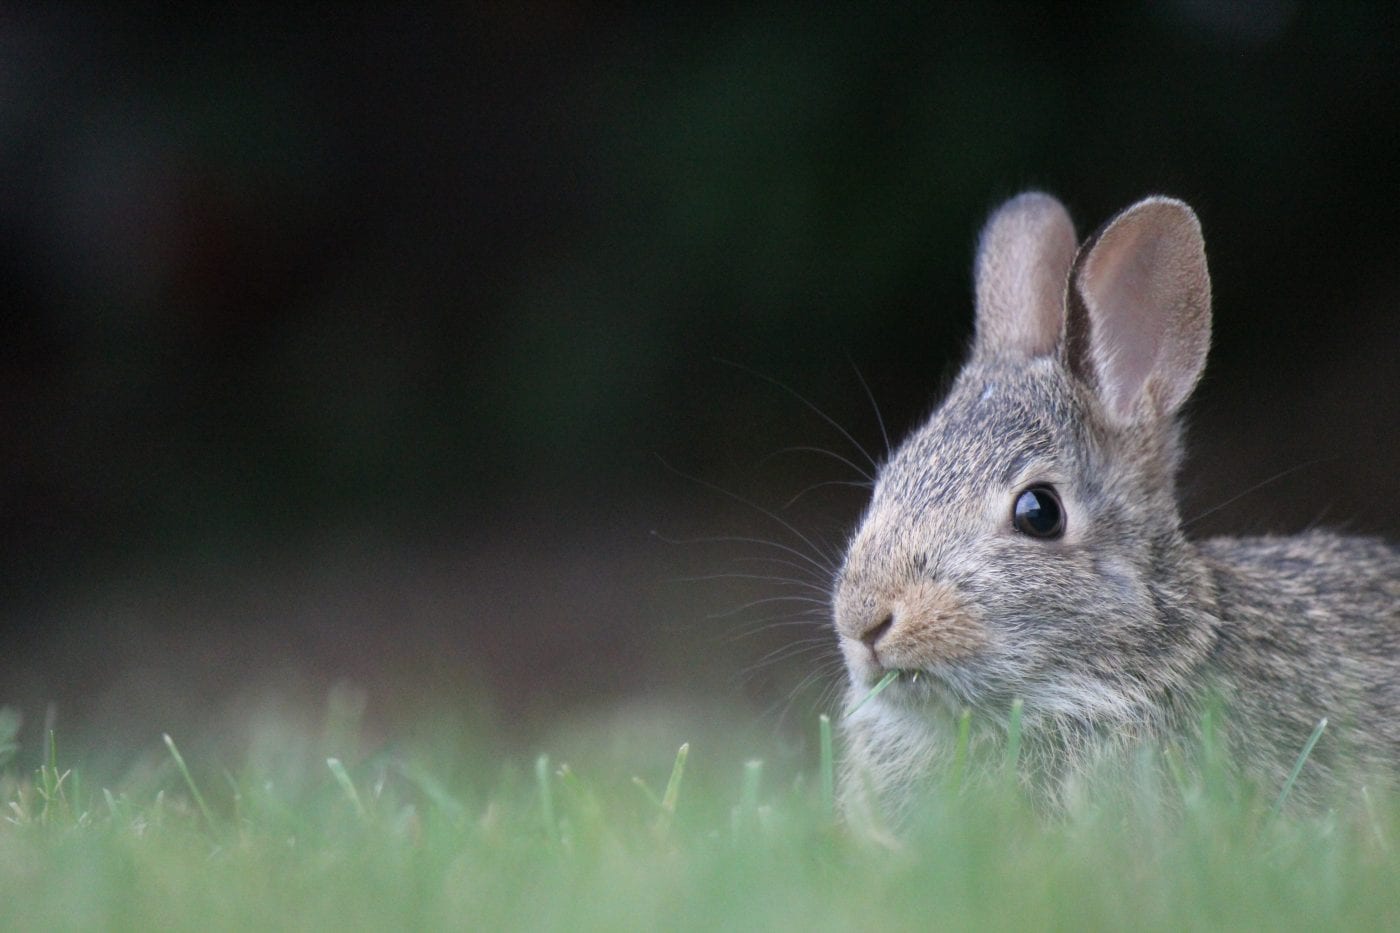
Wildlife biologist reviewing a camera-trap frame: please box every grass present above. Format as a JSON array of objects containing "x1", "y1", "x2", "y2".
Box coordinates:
[{"x1": 2, "y1": 697, "x2": 1398, "y2": 932}]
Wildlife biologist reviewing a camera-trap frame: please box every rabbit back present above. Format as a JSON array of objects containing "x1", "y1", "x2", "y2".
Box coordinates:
[{"x1": 1200, "y1": 531, "x2": 1400, "y2": 794}]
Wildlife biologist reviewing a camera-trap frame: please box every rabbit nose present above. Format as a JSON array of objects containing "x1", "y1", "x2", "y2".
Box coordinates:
[{"x1": 860, "y1": 612, "x2": 895, "y2": 650}]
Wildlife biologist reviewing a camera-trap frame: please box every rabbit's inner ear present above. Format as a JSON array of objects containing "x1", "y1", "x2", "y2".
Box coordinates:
[
  {"x1": 972, "y1": 192, "x2": 1077, "y2": 361},
  {"x1": 1066, "y1": 197, "x2": 1212, "y2": 423}
]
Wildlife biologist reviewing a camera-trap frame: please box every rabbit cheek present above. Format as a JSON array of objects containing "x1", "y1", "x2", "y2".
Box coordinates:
[{"x1": 1093, "y1": 555, "x2": 1151, "y2": 609}]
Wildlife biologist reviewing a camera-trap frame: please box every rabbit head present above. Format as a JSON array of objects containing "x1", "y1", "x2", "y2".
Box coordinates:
[{"x1": 834, "y1": 193, "x2": 1219, "y2": 732}]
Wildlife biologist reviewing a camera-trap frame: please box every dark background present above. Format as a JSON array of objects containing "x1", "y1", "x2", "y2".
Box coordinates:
[{"x1": 2, "y1": 4, "x2": 1397, "y2": 766}]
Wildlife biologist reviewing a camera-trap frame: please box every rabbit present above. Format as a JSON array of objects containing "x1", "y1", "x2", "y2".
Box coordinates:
[{"x1": 834, "y1": 192, "x2": 1400, "y2": 825}]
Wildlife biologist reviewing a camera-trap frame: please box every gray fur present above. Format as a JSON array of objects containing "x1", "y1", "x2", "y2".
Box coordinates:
[{"x1": 834, "y1": 192, "x2": 1400, "y2": 825}]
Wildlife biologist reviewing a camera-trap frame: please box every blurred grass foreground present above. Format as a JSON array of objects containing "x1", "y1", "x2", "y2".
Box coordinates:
[{"x1": 3, "y1": 699, "x2": 1400, "y2": 930}]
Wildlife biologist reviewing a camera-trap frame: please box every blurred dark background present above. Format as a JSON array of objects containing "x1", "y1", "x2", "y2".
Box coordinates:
[{"x1": 2, "y1": 4, "x2": 1397, "y2": 765}]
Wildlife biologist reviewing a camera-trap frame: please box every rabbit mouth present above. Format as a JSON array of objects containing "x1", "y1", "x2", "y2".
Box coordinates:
[{"x1": 866, "y1": 666, "x2": 971, "y2": 712}]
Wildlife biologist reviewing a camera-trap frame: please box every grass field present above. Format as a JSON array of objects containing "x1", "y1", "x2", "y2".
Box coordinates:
[{"x1": 2, "y1": 696, "x2": 1399, "y2": 931}]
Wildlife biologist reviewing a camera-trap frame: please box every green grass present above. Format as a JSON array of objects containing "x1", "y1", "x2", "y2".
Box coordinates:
[{"x1": 2, "y1": 700, "x2": 1398, "y2": 932}]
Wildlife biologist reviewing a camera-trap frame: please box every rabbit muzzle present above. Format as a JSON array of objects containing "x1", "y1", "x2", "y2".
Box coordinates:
[{"x1": 835, "y1": 578, "x2": 988, "y2": 685}]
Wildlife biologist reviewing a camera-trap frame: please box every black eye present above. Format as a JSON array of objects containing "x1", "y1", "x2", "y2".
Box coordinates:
[{"x1": 1013, "y1": 485, "x2": 1064, "y2": 538}]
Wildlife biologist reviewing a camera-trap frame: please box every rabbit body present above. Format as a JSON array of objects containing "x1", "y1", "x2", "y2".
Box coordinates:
[{"x1": 835, "y1": 193, "x2": 1399, "y2": 822}]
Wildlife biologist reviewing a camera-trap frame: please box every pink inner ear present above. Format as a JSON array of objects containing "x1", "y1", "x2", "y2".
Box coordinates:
[
  {"x1": 1085, "y1": 226, "x2": 1172, "y2": 418},
  {"x1": 1074, "y1": 198, "x2": 1211, "y2": 422}
]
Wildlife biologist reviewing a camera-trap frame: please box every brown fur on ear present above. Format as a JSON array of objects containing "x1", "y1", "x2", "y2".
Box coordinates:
[
  {"x1": 973, "y1": 192, "x2": 1078, "y2": 361},
  {"x1": 1066, "y1": 197, "x2": 1211, "y2": 423}
]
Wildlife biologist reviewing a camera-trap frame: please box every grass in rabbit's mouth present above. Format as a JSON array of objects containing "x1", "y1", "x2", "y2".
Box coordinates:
[
  {"x1": 847, "y1": 668, "x2": 902, "y2": 717},
  {"x1": 847, "y1": 669, "x2": 930, "y2": 717},
  {"x1": 2, "y1": 699, "x2": 1397, "y2": 930}
]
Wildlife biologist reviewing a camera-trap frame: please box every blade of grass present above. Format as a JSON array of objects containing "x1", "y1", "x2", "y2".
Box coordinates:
[
  {"x1": 556, "y1": 763, "x2": 606, "y2": 845},
  {"x1": 741, "y1": 760, "x2": 762, "y2": 812},
  {"x1": 1004, "y1": 699, "x2": 1024, "y2": 772},
  {"x1": 733, "y1": 759, "x2": 764, "y2": 842},
  {"x1": 819, "y1": 715, "x2": 834, "y2": 819},
  {"x1": 637, "y1": 743, "x2": 690, "y2": 837},
  {"x1": 1199, "y1": 703, "x2": 1230, "y2": 800},
  {"x1": 946, "y1": 707, "x2": 972, "y2": 794},
  {"x1": 1270, "y1": 717, "x2": 1327, "y2": 820},
  {"x1": 0, "y1": 707, "x2": 19, "y2": 770},
  {"x1": 536, "y1": 754, "x2": 557, "y2": 844},
  {"x1": 394, "y1": 760, "x2": 466, "y2": 822},
  {"x1": 1161, "y1": 743, "x2": 1190, "y2": 798},
  {"x1": 163, "y1": 734, "x2": 217, "y2": 834},
  {"x1": 845, "y1": 670, "x2": 900, "y2": 719},
  {"x1": 327, "y1": 758, "x2": 367, "y2": 820},
  {"x1": 35, "y1": 729, "x2": 68, "y2": 824},
  {"x1": 661, "y1": 742, "x2": 689, "y2": 817},
  {"x1": 1360, "y1": 785, "x2": 1390, "y2": 853},
  {"x1": 631, "y1": 776, "x2": 662, "y2": 809},
  {"x1": 223, "y1": 769, "x2": 245, "y2": 831}
]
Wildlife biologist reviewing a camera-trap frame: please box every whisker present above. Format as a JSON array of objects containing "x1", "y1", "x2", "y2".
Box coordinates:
[
  {"x1": 793, "y1": 661, "x2": 849, "y2": 713},
  {"x1": 781, "y1": 660, "x2": 846, "y2": 699},
  {"x1": 716, "y1": 358, "x2": 879, "y2": 471},
  {"x1": 704, "y1": 594, "x2": 831, "y2": 620},
  {"x1": 647, "y1": 365, "x2": 869, "y2": 739},
  {"x1": 778, "y1": 650, "x2": 840, "y2": 680},
  {"x1": 803, "y1": 523, "x2": 845, "y2": 567},
  {"x1": 731, "y1": 555, "x2": 835, "y2": 587},
  {"x1": 670, "y1": 571, "x2": 829, "y2": 594},
  {"x1": 756, "y1": 445, "x2": 874, "y2": 483},
  {"x1": 849, "y1": 356, "x2": 892, "y2": 459},
  {"x1": 651, "y1": 459, "x2": 839, "y2": 574},
  {"x1": 782, "y1": 478, "x2": 873, "y2": 510},
  {"x1": 713, "y1": 604, "x2": 829, "y2": 632},
  {"x1": 759, "y1": 658, "x2": 847, "y2": 731},
  {"x1": 814, "y1": 670, "x2": 849, "y2": 714},
  {"x1": 743, "y1": 633, "x2": 837, "y2": 664},
  {"x1": 738, "y1": 655, "x2": 841, "y2": 711},
  {"x1": 650, "y1": 530, "x2": 834, "y2": 578},
  {"x1": 724, "y1": 615, "x2": 831, "y2": 642},
  {"x1": 1184, "y1": 457, "x2": 1338, "y2": 528},
  {"x1": 732, "y1": 644, "x2": 835, "y2": 689},
  {"x1": 742, "y1": 636, "x2": 839, "y2": 671}
]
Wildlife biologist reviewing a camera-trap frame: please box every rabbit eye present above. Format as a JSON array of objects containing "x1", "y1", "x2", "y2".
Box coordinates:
[{"x1": 1012, "y1": 485, "x2": 1064, "y2": 538}]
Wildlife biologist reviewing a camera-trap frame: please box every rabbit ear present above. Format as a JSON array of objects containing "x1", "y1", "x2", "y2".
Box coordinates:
[
  {"x1": 1065, "y1": 197, "x2": 1211, "y2": 423},
  {"x1": 972, "y1": 192, "x2": 1078, "y2": 360}
]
